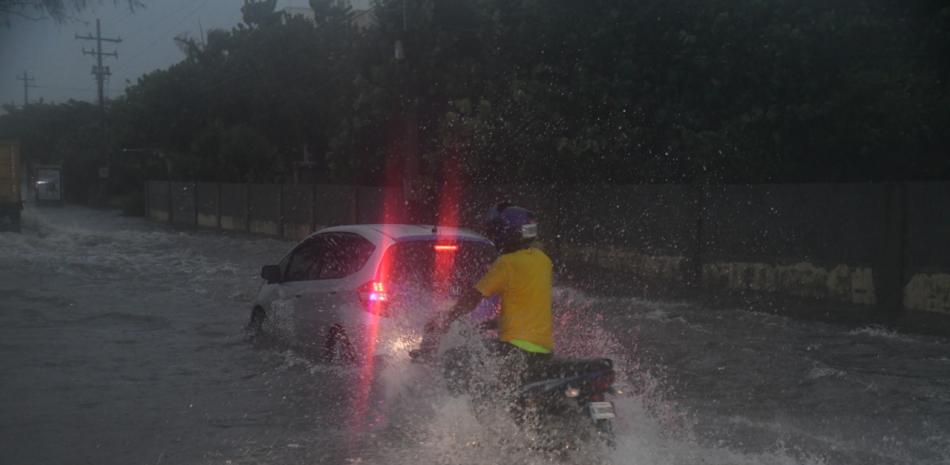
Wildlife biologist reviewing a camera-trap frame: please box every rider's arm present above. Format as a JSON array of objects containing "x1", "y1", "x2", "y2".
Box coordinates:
[
  {"x1": 421, "y1": 257, "x2": 510, "y2": 354},
  {"x1": 418, "y1": 287, "x2": 484, "y2": 356},
  {"x1": 425, "y1": 287, "x2": 483, "y2": 336},
  {"x1": 423, "y1": 257, "x2": 508, "y2": 336},
  {"x1": 435, "y1": 287, "x2": 484, "y2": 329},
  {"x1": 448, "y1": 256, "x2": 508, "y2": 325}
]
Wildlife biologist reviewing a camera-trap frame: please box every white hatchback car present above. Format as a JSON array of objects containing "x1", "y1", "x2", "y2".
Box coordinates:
[{"x1": 249, "y1": 224, "x2": 497, "y2": 361}]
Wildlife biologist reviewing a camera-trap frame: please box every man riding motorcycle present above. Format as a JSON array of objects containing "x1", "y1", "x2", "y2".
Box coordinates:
[
  {"x1": 414, "y1": 204, "x2": 618, "y2": 449},
  {"x1": 415, "y1": 202, "x2": 554, "y2": 391}
]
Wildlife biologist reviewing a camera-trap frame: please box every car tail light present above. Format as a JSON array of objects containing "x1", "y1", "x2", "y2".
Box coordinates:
[
  {"x1": 358, "y1": 281, "x2": 391, "y2": 315},
  {"x1": 434, "y1": 244, "x2": 458, "y2": 252}
]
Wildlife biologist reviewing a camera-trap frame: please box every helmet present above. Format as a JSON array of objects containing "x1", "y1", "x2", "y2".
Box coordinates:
[{"x1": 485, "y1": 202, "x2": 538, "y2": 252}]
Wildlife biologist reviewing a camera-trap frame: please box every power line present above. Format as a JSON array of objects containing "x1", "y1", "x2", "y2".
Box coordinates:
[
  {"x1": 101, "y1": 1, "x2": 134, "y2": 26},
  {"x1": 15, "y1": 71, "x2": 36, "y2": 106},
  {"x1": 33, "y1": 85, "x2": 97, "y2": 93}
]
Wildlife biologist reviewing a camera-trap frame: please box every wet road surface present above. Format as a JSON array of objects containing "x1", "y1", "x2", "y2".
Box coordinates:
[{"x1": 1, "y1": 205, "x2": 948, "y2": 465}]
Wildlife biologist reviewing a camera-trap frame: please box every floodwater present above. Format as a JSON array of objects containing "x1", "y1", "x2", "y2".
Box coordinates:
[{"x1": 1, "y1": 205, "x2": 948, "y2": 465}]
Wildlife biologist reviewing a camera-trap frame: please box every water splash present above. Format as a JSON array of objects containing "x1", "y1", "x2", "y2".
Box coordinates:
[{"x1": 341, "y1": 287, "x2": 831, "y2": 465}]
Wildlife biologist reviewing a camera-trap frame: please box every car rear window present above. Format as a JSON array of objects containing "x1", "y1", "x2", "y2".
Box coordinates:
[{"x1": 379, "y1": 240, "x2": 496, "y2": 292}]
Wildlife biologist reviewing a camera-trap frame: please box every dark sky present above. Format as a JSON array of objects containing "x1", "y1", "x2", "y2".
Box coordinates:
[{"x1": 0, "y1": 0, "x2": 367, "y2": 108}]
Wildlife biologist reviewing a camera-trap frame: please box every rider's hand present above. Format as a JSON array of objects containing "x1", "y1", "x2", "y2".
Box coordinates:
[
  {"x1": 412, "y1": 316, "x2": 446, "y2": 360},
  {"x1": 423, "y1": 315, "x2": 448, "y2": 336},
  {"x1": 412, "y1": 333, "x2": 439, "y2": 361},
  {"x1": 408, "y1": 347, "x2": 432, "y2": 361}
]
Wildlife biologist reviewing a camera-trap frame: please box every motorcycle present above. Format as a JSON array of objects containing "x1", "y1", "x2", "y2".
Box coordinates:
[{"x1": 410, "y1": 335, "x2": 618, "y2": 451}]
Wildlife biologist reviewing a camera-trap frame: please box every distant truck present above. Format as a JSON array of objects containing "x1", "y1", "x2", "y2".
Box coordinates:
[
  {"x1": 0, "y1": 140, "x2": 22, "y2": 232},
  {"x1": 34, "y1": 164, "x2": 64, "y2": 206}
]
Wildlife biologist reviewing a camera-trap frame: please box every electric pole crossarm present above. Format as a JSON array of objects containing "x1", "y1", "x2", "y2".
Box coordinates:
[{"x1": 74, "y1": 32, "x2": 121, "y2": 44}]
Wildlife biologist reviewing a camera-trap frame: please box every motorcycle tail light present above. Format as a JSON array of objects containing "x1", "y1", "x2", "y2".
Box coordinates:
[{"x1": 591, "y1": 371, "x2": 615, "y2": 393}]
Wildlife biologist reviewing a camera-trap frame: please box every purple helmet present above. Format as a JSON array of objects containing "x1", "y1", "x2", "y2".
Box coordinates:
[{"x1": 485, "y1": 202, "x2": 538, "y2": 251}]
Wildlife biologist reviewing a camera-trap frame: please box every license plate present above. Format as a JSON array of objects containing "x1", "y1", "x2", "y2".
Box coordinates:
[
  {"x1": 272, "y1": 299, "x2": 293, "y2": 313},
  {"x1": 588, "y1": 401, "x2": 615, "y2": 420}
]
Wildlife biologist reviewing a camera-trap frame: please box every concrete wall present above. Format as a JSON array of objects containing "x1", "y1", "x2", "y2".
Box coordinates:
[
  {"x1": 700, "y1": 261, "x2": 876, "y2": 305},
  {"x1": 195, "y1": 183, "x2": 219, "y2": 229},
  {"x1": 314, "y1": 185, "x2": 357, "y2": 227},
  {"x1": 697, "y1": 183, "x2": 887, "y2": 306},
  {"x1": 146, "y1": 180, "x2": 950, "y2": 316},
  {"x1": 904, "y1": 183, "x2": 950, "y2": 313},
  {"x1": 170, "y1": 182, "x2": 196, "y2": 226},
  {"x1": 247, "y1": 184, "x2": 280, "y2": 236},
  {"x1": 281, "y1": 184, "x2": 311, "y2": 240},
  {"x1": 550, "y1": 182, "x2": 948, "y2": 315},
  {"x1": 357, "y1": 186, "x2": 406, "y2": 225},
  {"x1": 150, "y1": 182, "x2": 400, "y2": 238},
  {"x1": 701, "y1": 184, "x2": 885, "y2": 263},
  {"x1": 219, "y1": 183, "x2": 247, "y2": 231},
  {"x1": 559, "y1": 184, "x2": 700, "y2": 284},
  {"x1": 146, "y1": 181, "x2": 169, "y2": 222}
]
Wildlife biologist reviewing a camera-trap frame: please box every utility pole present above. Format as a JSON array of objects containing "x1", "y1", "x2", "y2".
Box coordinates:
[
  {"x1": 75, "y1": 18, "x2": 121, "y2": 125},
  {"x1": 75, "y1": 18, "x2": 121, "y2": 204},
  {"x1": 15, "y1": 71, "x2": 36, "y2": 106}
]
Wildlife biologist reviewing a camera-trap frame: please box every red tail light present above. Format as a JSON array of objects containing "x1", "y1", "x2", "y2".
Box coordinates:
[
  {"x1": 591, "y1": 371, "x2": 615, "y2": 393},
  {"x1": 358, "y1": 281, "x2": 391, "y2": 315},
  {"x1": 434, "y1": 244, "x2": 458, "y2": 252}
]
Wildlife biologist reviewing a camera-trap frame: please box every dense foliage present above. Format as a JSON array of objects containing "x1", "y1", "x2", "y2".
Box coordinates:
[{"x1": 2, "y1": 0, "x2": 949, "y2": 196}]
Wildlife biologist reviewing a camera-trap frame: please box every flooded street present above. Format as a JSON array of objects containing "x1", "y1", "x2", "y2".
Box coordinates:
[
  {"x1": 0, "y1": 206, "x2": 350, "y2": 464},
  {"x1": 1, "y1": 205, "x2": 949, "y2": 465}
]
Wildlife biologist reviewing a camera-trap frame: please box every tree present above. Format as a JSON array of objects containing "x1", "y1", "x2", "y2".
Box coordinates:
[
  {"x1": 3, "y1": 0, "x2": 948, "y2": 188},
  {"x1": 240, "y1": 0, "x2": 279, "y2": 28}
]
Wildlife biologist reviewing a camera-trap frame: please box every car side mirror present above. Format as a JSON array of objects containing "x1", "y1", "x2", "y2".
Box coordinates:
[{"x1": 261, "y1": 265, "x2": 282, "y2": 284}]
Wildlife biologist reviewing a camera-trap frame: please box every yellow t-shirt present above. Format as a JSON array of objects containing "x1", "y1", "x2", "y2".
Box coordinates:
[{"x1": 475, "y1": 247, "x2": 553, "y2": 352}]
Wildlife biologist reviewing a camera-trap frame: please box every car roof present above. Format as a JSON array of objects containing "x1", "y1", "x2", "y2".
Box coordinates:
[{"x1": 314, "y1": 224, "x2": 490, "y2": 242}]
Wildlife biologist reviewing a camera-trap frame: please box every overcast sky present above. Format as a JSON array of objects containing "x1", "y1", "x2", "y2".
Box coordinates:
[{"x1": 0, "y1": 0, "x2": 369, "y2": 107}]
